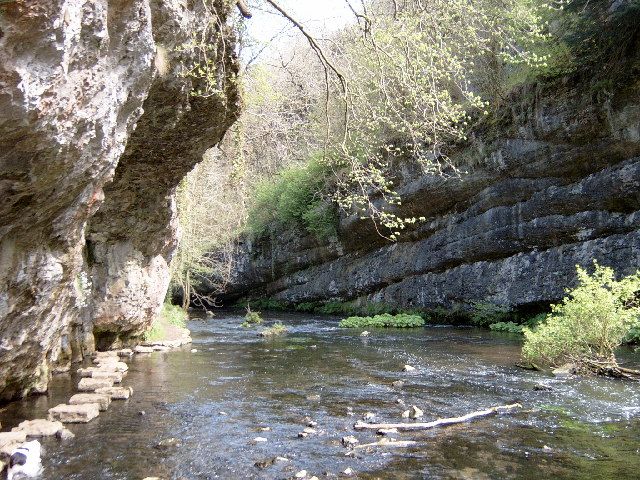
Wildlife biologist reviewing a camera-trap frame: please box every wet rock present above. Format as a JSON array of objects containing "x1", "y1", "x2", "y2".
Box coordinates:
[
  {"x1": 139, "y1": 411, "x2": 147, "y2": 416},
  {"x1": 392, "y1": 380, "x2": 405, "y2": 388},
  {"x1": 251, "y1": 437, "x2": 268, "y2": 444},
  {"x1": 306, "y1": 394, "x2": 321, "y2": 401},
  {"x1": 341, "y1": 436, "x2": 359, "y2": 448},
  {"x1": 533, "y1": 383, "x2": 553, "y2": 391},
  {"x1": 0, "y1": 432, "x2": 27, "y2": 448},
  {"x1": 56, "y1": 428, "x2": 75, "y2": 440},
  {"x1": 409, "y1": 405, "x2": 424, "y2": 419},
  {"x1": 48, "y1": 404, "x2": 100, "y2": 423},
  {"x1": 69, "y1": 393, "x2": 112, "y2": 411},
  {"x1": 377, "y1": 428, "x2": 399, "y2": 435},
  {"x1": 396, "y1": 398, "x2": 406, "y2": 406},
  {"x1": 303, "y1": 427, "x2": 317, "y2": 434},
  {"x1": 77, "y1": 378, "x2": 114, "y2": 392},
  {"x1": 307, "y1": 420, "x2": 318, "y2": 428},
  {"x1": 94, "y1": 386, "x2": 133, "y2": 400},
  {"x1": 191, "y1": 349, "x2": 198, "y2": 353},
  {"x1": 118, "y1": 349, "x2": 134, "y2": 358},
  {"x1": 155, "y1": 438, "x2": 181, "y2": 449},
  {"x1": 552, "y1": 364, "x2": 576, "y2": 377},
  {"x1": 295, "y1": 470, "x2": 308, "y2": 478},
  {"x1": 152, "y1": 345, "x2": 171, "y2": 352},
  {"x1": 298, "y1": 432, "x2": 309, "y2": 438},
  {"x1": 95, "y1": 361, "x2": 129, "y2": 373},
  {"x1": 257, "y1": 426, "x2": 271, "y2": 432},
  {"x1": 91, "y1": 371, "x2": 123, "y2": 384},
  {"x1": 360, "y1": 331, "x2": 370, "y2": 337},
  {"x1": 362, "y1": 412, "x2": 375, "y2": 421},
  {"x1": 11, "y1": 419, "x2": 63, "y2": 437},
  {"x1": 343, "y1": 467, "x2": 355, "y2": 476},
  {"x1": 403, "y1": 365, "x2": 416, "y2": 372},
  {"x1": 135, "y1": 346, "x2": 155, "y2": 354}
]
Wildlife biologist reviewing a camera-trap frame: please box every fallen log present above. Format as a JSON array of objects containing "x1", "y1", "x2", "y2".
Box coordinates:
[
  {"x1": 354, "y1": 439, "x2": 417, "y2": 449},
  {"x1": 353, "y1": 403, "x2": 522, "y2": 431}
]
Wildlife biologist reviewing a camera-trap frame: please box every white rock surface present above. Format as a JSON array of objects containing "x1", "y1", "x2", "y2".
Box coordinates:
[{"x1": 48, "y1": 404, "x2": 100, "y2": 423}]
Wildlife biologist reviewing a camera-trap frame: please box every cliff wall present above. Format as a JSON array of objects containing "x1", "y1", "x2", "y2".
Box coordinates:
[
  {"x1": 0, "y1": 0, "x2": 239, "y2": 400},
  {"x1": 220, "y1": 10, "x2": 640, "y2": 315}
]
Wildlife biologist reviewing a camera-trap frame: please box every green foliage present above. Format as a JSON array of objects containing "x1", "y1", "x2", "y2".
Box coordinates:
[
  {"x1": 144, "y1": 322, "x2": 166, "y2": 342},
  {"x1": 242, "y1": 309, "x2": 264, "y2": 328},
  {"x1": 469, "y1": 302, "x2": 511, "y2": 327},
  {"x1": 624, "y1": 320, "x2": 640, "y2": 345},
  {"x1": 489, "y1": 313, "x2": 547, "y2": 334},
  {"x1": 161, "y1": 302, "x2": 188, "y2": 328},
  {"x1": 339, "y1": 313, "x2": 425, "y2": 329},
  {"x1": 522, "y1": 262, "x2": 640, "y2": 367},
  {"x1": 260, "y1": 321, "x2": 288, "y2": 337},
  {"x1": 246, "y1": 158, "x2": 338, "y2": 240}
]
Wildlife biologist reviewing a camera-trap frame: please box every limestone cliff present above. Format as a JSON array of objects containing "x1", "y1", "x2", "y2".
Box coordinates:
[
  {"x1": 0, "y1": 0, "x2": 239, "y2": 401},
  {"x1": 219, "y1": 5, "x2": 640, "y2": 316}
]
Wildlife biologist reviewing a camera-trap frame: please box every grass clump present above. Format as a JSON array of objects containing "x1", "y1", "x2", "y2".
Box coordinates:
[
  {"x1": 144, "y1": 302, "x2": 188, "y2": 341},
  {"x1": 259, "y1": 321, "x2": 288, "y2": 337},
  {"x1": 522, "y1": 262, "x2": 640, "y2": 375},
  {"x1": 489, "y1": 313, "x2": 547, "y2": 334},
  {"x1": 469, "y1": 301, "x2": 510, "y2": 327},
  {"x1": 242, "y1": 307, "x2": 264, "y2": 328},
  {"x1": 339, "y1": 313, "x2": 425, "y2": 329}
]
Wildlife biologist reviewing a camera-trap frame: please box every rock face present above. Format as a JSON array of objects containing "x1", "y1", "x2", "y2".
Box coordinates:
[
  {"x1": 0, "y1": 0, "x2": 239, "y2": 400},
  {"x1": 220, "y1": 21, "x2": 640, "y2": 315}
]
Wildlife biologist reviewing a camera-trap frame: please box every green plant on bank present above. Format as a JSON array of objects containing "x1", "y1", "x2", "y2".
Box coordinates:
[
  {"x1": 469, "y1": 301, "x2": 511, "y2": 327},
  {"x1": 489, "y1": 313, "x2": 547, "y2": 334},
  {"x1": 522, "y1": 262, "x2": 640, "y2": 369},
  {"x1": 144, "y1": 302, "x2": 188, "y2": 341},
  {"x1": 260, "y1": 321, "x2": 288, "y2": 337},
  {"x1": 339, "y1": 313, "x2": 425, "y2": 329},
  {"x1": 246, "y1": 157, "x2": 338, "y2": 240},
  {"x1": 241, "y1": 307, "x2": 264, "y2": 328}
]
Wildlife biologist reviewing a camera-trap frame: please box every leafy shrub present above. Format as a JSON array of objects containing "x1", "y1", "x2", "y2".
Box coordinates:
[
  {"x1": 522, "y1": 262, "x2": 640, "y2": 367},
  {"x1": 242, "y1": 309, "x2": 264, "y2": 328},
  {"x1": 260, "y1": 321, "x2": 288, "y2": 337},
  {"x1": 469, "y1": 302, "x2": 511, "y2": 327},
  {"x1": 489, "y1": 313, "x2": 547, "y2": 334},
  {"x1": 246, "y1": 158, "x2": 338, "y2": 240},
  {"x1": 339, "y1": 313, "x2": 425, "y2": 329},
  {"x1": 623, "y1": 319, "x2": 640, "y2": 345}
]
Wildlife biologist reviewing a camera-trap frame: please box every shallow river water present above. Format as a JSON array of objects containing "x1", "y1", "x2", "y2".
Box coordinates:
[{"x1": 1, "y1": 311, "x2": 639, "y2": 479}]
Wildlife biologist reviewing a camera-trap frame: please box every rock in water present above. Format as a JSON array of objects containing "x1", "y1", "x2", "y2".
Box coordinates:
[
  {"x1": 403, "y1": 365, "x2": 417, "y2": 372},
  {"x1": 69, "y1": 393, "x2": 112, "y2": 411},
  {"x1": 11, "y1": 420, "x2": 63, "y2": 438},
  {"x1": 48, "y1": 404, "x2": 100, "y2": 424}
]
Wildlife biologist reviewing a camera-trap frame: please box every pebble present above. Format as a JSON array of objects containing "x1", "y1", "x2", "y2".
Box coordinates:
[
  {"x1": 343, "y1": 467, "x2": 355, "y2": 476},
  {"x1": 392, "y1": 380, "x2": 405, "y2": 388},
  {"x1": 252, "y1": 437, "x2": 268, "y2": 444},
  {"x1": 295, "y1": 470, "x2": 308, "y2": 478},
  {"x1": 403, "y1": 364, "x2": 416, "y2": 372},
  {"x1": 377, "y1": 428, "x2": 398, "y2": 436},
  {"x1": 307, "y1": 420, "x2": 318, "y2": 428},
  {"x1": 298, "y1": 432, "x2": 309, "y2": 438},
  {"x1": 341, "y1": 435, "x2": 359, "y2": 447},
  {"x1": 360, "y1": 331, "x2": 370, "y2": 336},
  {"x1": 190, "y1": 349, "x2": 198, "y2": 353},
  {"x1": 409, "y1": 405, "x2": 424, "y2": 419},
  {"x1": 362, "y1": 412, "x2": 375, "y2": 421}
]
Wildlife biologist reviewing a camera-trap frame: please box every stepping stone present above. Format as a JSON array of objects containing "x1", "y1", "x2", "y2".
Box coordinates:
[
  {"x1": 118, "y1": 348, "x2": 133, "y2": 357},
  {"x1": 77, "y1": 377, "x2": 114, "y2": 392},
  {"x1": 0, "y1": 431, "x2": 27, "y2": 448},
  {"x1": 93, "y1": 351, "x2": 118, "y2": 359},
  {"x1": 48, "y1": 403, "x2": 100, "y2": 423},
  {"x1": 69, "y1": 393, "x2": 112, "y2": 411},
  {"x1": 11, "y1": 419, "x2": 63, "y2": 437},
  {"x1": 91, "y1": 371, "x2": 123, "y2": 383},
  {"x1": 95, "y1": 386, "x2": 132, "y2": 400},
  {"x1": 152, "y1": 345, "x2": 171, "y2": 352},
  {"x1": 134, "y1": 346, "x2": 154, "y2": 354},
  {"x1": 96, "y1": 361, "x2": 128, "y2": 373}
]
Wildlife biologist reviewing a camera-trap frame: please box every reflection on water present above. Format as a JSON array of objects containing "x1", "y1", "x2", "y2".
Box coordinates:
[{"x1": 1, "y1": 310, "x2": 639, "y2": 479}]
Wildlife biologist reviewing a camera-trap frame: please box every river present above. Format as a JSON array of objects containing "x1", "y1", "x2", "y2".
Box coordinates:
[{"x1": 1, "y1": 311, "x2": 639, "y2": 479}]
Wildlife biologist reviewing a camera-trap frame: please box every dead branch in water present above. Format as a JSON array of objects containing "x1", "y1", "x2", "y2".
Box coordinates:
[
  {"x1": 354, "y1": 439, "x2": 417, "y2": 449},
  {"x1": 353, "y1": 403, "x2": 522, "y2": 431},
  {"x1": 581, "y1": 359, "x2": 640, "y2": 379}
]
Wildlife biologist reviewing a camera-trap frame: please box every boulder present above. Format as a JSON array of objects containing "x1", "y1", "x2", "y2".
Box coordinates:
[
  {"x1": 69, "y1": 393, "x2": 112, "y2": 411},
  {"x1": 341, "y1": 436, "x2": 359, "y2": 447},
  {"x1": 48, "y1": 404, "x2": 100, "y2": 423},
  {"x1": 56, "y1": 428, "x2": 75, "y2": 440},
  {"x1": 95, "y1": 386, "x2": 132, "y2": 400},
  {"x1": 11, "y1": 419, "x2": 63, "y2": 437},
  {"x1": 77, "y1": 378, "x2": 114, "y2": 392}
]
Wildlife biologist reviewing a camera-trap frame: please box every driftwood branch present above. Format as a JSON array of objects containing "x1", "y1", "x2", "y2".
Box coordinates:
[
  {"x1": 354, "y1": 404, "x2": 523, "y2": 431},
  {"x1": 354, "y1": 439, "x2": 417, "y2": 449}
]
